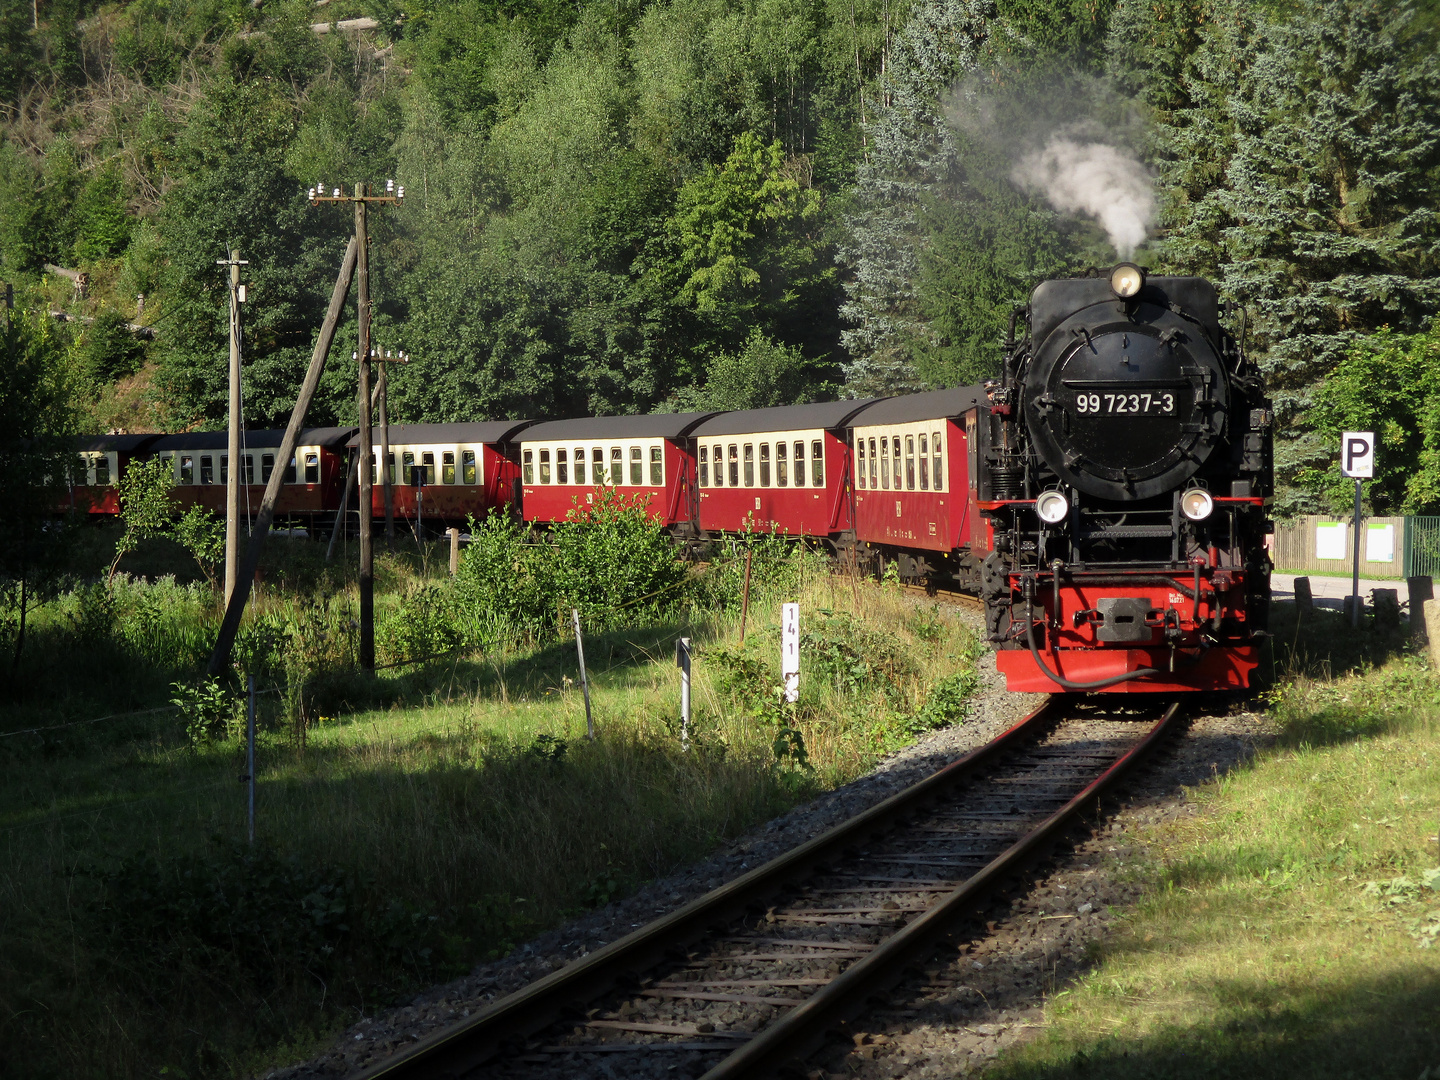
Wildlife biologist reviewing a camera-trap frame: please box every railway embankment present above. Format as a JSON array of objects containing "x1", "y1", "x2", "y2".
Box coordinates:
[{"x1": 0, "y1": 520, "x2": 985, "y2": 1080}]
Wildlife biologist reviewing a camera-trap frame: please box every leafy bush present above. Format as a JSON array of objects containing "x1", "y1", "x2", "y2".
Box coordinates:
[
  {"x1": 801, "y1": 610, "x2": 915, "y2": 701},
  {"x1": 378, "y1": 582, "x2": 468, "y2": 665},
  {"x1": 456, "y1": 490, "x2": 693, "y2": 643}
]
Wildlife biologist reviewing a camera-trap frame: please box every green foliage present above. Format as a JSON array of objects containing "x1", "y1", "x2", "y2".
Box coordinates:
[
  {"x1": 456, "y1": 490, "x2": 692, "y2": 642},
  {"x1": 109, "y1": 456, "x2": 177, "y2": 584},
  {"x1": 378, "y1": 581, "x2": 468, "y2": 664},
  {"x1": 1147, "y1": 0, "x2": 1440, "y2": 512},
  {"x1": 1295, "y1": 320, "x2": 1440, "y2": 515},
  {"x1": 70, "y1": 161, "x2": 133, "y2": 263},
  {"x1": 801, "y1": 609, "x2": 916, "y2": 701},
  {"x1": 74, "y1": 310, "x2": 146, "y2": 386},
  {"x1": 676, "y1": 327, "x2": 838, "y2": 411},
  {"x1": 0, "y1": 305, "x2": 77, "y2": 573},
  {"x1": 170, "y1": 675, "x2": 237, "y2": 747},
  {"x1": 172, "y1": 503, "x2": 226, "y2": 588}
]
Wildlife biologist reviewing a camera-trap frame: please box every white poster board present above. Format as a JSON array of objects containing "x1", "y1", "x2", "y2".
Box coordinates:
[
  {"x1": 1315, "y1": 522, "x2": 1348, "y2": 560},
  {"x1": 781, "y1": 602, "x2": 800, "y2": 703},
  {"x1": 1366, "y1": 523, "x2": 1395, "y2": 563}
]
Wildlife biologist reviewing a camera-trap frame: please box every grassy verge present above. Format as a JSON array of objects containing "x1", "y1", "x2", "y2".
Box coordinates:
[
  {"x1": 0, "y1": 554, "x2": 979, "y2": 1080},
  {"x1": 992, "y1": 606, "x2": 1440, "y2": 1080}
]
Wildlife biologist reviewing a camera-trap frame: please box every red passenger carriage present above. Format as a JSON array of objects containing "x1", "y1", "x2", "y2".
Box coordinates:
[
  {"x1": 517, "y1": 413, "x2": 717, "y2": 529},
  {"x1": 146, "y1": 428, "x2": 355, "y2": 523},
  {"x1": 690, "y1": 401, "x2": 878, "y2": 540},
  {"x1": 849, "y1": 387, "x2": 987, "y2": 581},
  {"x1": 347, "y1": 421, "x2": 534, "y2": 524},
  {"x1": 70, "y1": 434, "x2": 163, "y2": 515}
]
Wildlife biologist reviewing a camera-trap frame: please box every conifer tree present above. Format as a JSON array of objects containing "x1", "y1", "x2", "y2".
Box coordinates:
[{"x1": 1153, "y1": 0, "x2": 1440, "y2": 511}]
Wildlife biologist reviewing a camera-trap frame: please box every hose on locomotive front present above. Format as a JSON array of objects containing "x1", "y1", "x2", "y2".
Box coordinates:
[{"x1": 1023, "y1": 581, "x2": 1160, "y2": 691}]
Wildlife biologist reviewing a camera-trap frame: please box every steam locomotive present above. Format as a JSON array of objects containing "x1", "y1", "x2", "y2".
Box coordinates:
[
  {"x1": 976, "y1": 265, "x2": 1273, "y2": 692},
  {"x1": 67, "y1": 265, "x2": 1271, "y2": 695}
]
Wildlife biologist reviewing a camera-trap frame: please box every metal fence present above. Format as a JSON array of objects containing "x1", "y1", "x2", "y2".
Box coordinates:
[{"x1": 1404, "y1": 517, "x2": 1440, "y2": 579}]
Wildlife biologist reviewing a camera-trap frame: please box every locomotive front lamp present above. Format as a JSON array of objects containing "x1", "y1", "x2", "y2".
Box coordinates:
[
  {"x1": 1181, "y1": 487, "x2": 1215, "y2": 521},
  {"x1": 1035, "y1": 490, "x2": 1070, "y2": 524},
  {"x1": 1110, "y1": 263, "x2": 1146, "y2": 299}
]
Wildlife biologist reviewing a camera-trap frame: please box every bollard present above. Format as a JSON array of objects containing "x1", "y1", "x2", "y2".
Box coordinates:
[
  {"x1": 1425, "y1": 598, "x2": 1440, "y2": 669},
  {"x1": 1343, "y1": 595, "x2": 1365, "y2": 623},
  {"x1": 1373, "y1": 588, "x2": 1400, "y2": 630},
  {"x1": 1409, "y1": 575, "x2": 1434, "y2": 603},
  {"x1": 1293, "y1": 576, "x2": 1313, "y2": 615},
  {"x1": 573, "y1": 609, "x2": 594, "y2": 741},
  {"x1": 448, "y1": 527, "x2": 460, "y2": 575},
  {"x1": 676, "y1": 637, "x2": 691, "y2": 750}
]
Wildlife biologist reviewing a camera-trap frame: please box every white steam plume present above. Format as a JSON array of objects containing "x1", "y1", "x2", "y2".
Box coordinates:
[{"x1": 1013, "y1": 137, "x2": 1155, "y2": 258}]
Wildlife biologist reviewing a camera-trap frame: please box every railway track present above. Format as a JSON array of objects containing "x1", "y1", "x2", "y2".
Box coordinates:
[
  {"x1": 900, "y1": 581, "x2": 985, "y2": 611},
  {"x1": 352, "y1": 696, "x2": 1181, "y2": 1080}
]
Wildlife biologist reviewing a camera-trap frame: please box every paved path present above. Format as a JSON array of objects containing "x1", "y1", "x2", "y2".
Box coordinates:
[{"x1": 1271, "y1": 572, "x2": 1410, "y2": 611}]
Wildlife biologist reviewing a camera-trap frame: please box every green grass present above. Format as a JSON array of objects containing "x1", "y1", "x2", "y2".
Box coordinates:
[
  {"x1": 0, "y1": 556, "x2": 980, "y2": 1079},
  {"x1": 991, "y1": 606, "x2": 1440, "y2": 1080}
]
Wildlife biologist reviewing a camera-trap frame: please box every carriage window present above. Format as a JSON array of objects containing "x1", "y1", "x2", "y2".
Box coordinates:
[
  {"x1": 592, "y1": 447, "x2": 604, "y2": 483},
  {"x1": 261, "y1": 454, "x2": 275, "y2": 483},
  {"x1": 286, "y1": 455, "x2": 299, "y2": 484},
  {"x1": 776, "y1": 441, "x2": 788, "y2": 486},
  {"x1": 650, "y1": 445, "x2": 663, "y2": 485},
  {"x1": 793, "y1": 441, "x2": 805, "y2": 487},
  {"x1": 422, "y1": 452, "x2": 436, "y2": 485},
  {"x1": 305, "y1": 453, "x2": 320, "y2": 484},
  {"x1": 441, "y1": 451, "x2": 455, "y2": 484},
  {"x1": 728, "y1": 444, "x2": 739, "y2": 487},
  {"x1": 523, "y1": 449, "x2": 534, "y2": 484},
  {"x1": 462, "y1": 450, "x2": 477, "y2": 485},
  {"x1": 220, "y1": 454, "x2": 228, "y2": 486},
  {"x1": 699, "y1": 446, "x2": 709, "y2": 487},
  {"x1": 180, "y1": 455, "x2": 195, "y2": 485},
  {"x1": 811, "y1": 441, "x2": 824, "y2": 487},
  {"x1": 243, "y1": 454, "x2": 255, "y2": 485},
  {"x1": 371, "y1": 453, "x2": 379, "y2": 485},
  {"x1": 386, "y1": 452, "x2": 396, "y2": 483},
  {"x1": 96, "y1": 455, "x2": 110, "y2": 485},
  {"x1": 556, "y1": 448, "x2": 568, "y2": 485},
  {"x1": 573, "y1": 447, "x2": 586, "y2": 486},
  {"x1": 714, "y1": 445, "x2": 726, "y2": 486},
  {"x1": 539, "y1": 449, "x2": 551, "y2": 484},
  {"x1": 893, "y1": 438, "x2": 902, "y2": 492},
  {"x1": 933, "y1": 432, "x2": 943, "y2": 490},
  {"x1": 402, "y1": 451, "x2": 416, "y2": 486},
  {"x1": 869, "y1": 438, "x2": 878, "y2": 488},
  {"x1": 904, "y1": 436, "x2": 915, "y2": 490},
  {"x1": 918, "y1": 434, "x2": 929, "y2": 490},
  {"x1": 630, "y1": 446, "x2": 643, "y2": 485},
  {"x1": 880, "y1": 437, "x2": 890, "y2": 489},
  {"x1": 856, "y1": 439, "x2": 866, "y2": 489},
  {"x1": 743, "y1": 444, "x2": 755, "y2": 487},
  {"x1": 611, "y1": 446, "x2": 623, "y2": 484},
  {"x1": 200, "y1": 454, "x2": 214, "y2": 485},
  {"x1": 759, "y1": 443, "x2": 771, "y2": 487}
]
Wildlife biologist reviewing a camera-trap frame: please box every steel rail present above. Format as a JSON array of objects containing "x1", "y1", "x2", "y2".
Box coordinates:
[
  {"x1": 697, "y1": 698, "x2": 1183, "y2": 1079},
  {"x1": 347, "y1": 698, "x2": 1064, "y2": 1080}
]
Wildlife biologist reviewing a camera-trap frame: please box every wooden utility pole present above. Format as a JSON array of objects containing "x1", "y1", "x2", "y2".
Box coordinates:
[
  {"x1": 206, "y1": 238, "x2": 358, "y2": 676},
  {"x1": 309, "y1": 180, "x2": 404, "y2": 671},
  {"x1": 218, "y1": 249, "x2": 249, "y2": 607}
]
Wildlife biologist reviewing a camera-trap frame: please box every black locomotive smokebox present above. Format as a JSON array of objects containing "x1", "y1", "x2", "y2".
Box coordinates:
[{"x1": 1022, "y1": 276, "x2": 1228, "y2": 502}]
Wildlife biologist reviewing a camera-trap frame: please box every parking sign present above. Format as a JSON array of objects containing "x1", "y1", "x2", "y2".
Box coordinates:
[{"x1": 1341, "y1": 432, "x2": 1374, "y2": 478}]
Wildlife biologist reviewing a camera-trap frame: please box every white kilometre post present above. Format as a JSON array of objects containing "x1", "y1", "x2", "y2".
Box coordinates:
[
  {"x1": 781, "y1": 602, "x2": 800, "y2": 703},
  {"x1": 676, "y1": 636, "x2": 692, "y2": 749},
  {"x1": 1341, "y1": 431, "x2": 1375, "y2": 628}
]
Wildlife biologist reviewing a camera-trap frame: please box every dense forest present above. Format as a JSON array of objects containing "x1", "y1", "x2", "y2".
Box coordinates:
[{"x1": 1, "y1": 0, "x2": 1438, "y2": 512}]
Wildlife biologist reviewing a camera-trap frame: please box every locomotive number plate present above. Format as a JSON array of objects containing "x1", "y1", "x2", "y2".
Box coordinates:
[{"x1": 1073, "y1": 391, "x2": 1175, "y2": 415}]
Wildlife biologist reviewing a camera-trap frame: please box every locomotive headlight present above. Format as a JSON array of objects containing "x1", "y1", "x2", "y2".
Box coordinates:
[
  {"x1": 1181, "y1": 487, "x2": 1215, "y2": 521},
  {"x1": 1035, "y1": 490, "x2": 1070, "y2": 525},
  {"x1": 1110, "y1": 263, "x2": 1146, "y2": 299}
]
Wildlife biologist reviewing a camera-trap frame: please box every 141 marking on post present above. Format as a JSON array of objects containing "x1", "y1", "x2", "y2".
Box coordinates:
[{"x1": 781, "y1": 603, "x2": 800, "y2": 703}]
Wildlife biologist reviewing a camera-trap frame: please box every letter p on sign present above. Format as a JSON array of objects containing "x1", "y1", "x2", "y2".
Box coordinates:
[{"x1": 1342, "y1": 431, "x2": 1374, "y2": 478}]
